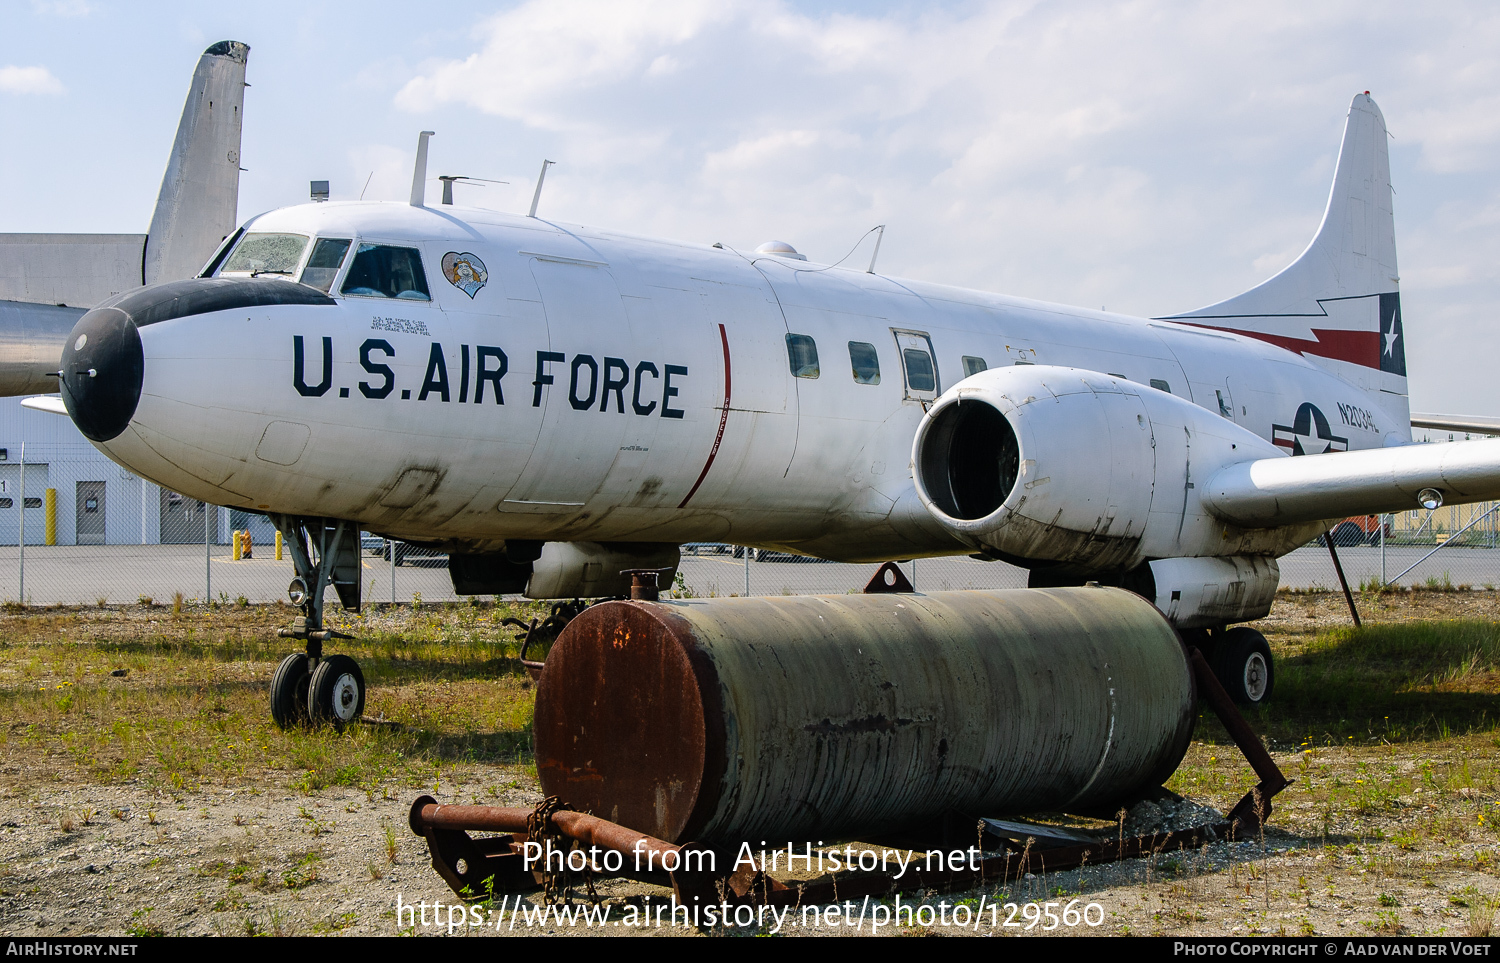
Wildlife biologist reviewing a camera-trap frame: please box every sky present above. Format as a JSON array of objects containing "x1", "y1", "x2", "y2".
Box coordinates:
[{"x1": 3, "y1": 0, "x2": 1500, "y2": 415}]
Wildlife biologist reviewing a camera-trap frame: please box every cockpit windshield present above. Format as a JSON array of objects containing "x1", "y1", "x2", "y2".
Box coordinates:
[
  {"x1": 298, "y1": 238, "x2": 353, "y2": 293},
  {"x1": 340, "y1": 244, "x2": 431, "y2": 301},
  {"x1": 220, "y1": 233, "x2": 309, "y2": 277}
]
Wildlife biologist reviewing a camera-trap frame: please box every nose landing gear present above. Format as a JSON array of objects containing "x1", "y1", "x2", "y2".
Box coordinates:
[{"x1": 269, "y1": 516, "x2": 366, "y2": 731}]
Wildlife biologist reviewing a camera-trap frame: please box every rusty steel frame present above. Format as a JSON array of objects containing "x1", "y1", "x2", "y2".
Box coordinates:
[{"x1": 411, "y1": 643, "x2": 1288, "y2": 906}]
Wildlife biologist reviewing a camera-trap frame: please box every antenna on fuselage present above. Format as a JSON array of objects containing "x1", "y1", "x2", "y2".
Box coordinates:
[
  {"x1": 409, "y1": 131, "x2": 435, "y2": 207},
  {"x1": 437, "y1": 175, "x2": 509, "y2": 205},
  {"x1": 866, "y1": 224, "x2": 887, "y2": 274},
  {"x1": 528, "y1": 160, "x2": 555, "y2": 218}
]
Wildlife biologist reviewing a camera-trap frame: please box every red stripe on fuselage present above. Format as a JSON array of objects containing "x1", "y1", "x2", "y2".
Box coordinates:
[
  {"x1": 1183, "y1": 323, "x2": 1382, "y2": 370},
  {"x1": 677, "y1": 324, "x2": 732, "y2": 509}
]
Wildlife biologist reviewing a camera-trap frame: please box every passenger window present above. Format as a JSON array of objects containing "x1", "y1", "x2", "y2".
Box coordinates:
[
  {"x1": 786, "y1": 334, "x2": 820, "y2": 379},
  {"x1": 1150, "y1": 379, "x2": 1172, "y2": 394},
  {"x1": 341, "y1": 244, "x2": 432, "y2": 301},
  {"x1": 962, "y1": 356, "x2": 987, "y2": 377},
  {"x1": 299, "y1": 238, "x2": 352, "y2": 293},
  {"x1": 221, "y1": 233, "x2": 309, "y2": 276},
  {"x1": 902, "y1": 348, "x2": 936, "y2": 392},
  {"x1": 848, "y1": 342, "x2": 880, "y2": 384}
]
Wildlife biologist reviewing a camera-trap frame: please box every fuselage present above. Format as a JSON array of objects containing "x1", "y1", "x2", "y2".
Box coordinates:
[{"x1": 67, "y1": 200, "x2": 1410, "y2": 563}]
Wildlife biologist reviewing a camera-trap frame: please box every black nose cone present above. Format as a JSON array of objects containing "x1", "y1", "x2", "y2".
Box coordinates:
[{"x1": 60, "y1": 306, "x2": 144, "y2": 443}]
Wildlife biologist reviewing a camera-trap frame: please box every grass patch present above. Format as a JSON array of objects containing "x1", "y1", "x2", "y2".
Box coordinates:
[
  {"x1": 0, "y1": 601, "x2": 550, "y2": 793},
  {"x1": 1264, "y1": 619, "x2": 1500, "y2": 741}
]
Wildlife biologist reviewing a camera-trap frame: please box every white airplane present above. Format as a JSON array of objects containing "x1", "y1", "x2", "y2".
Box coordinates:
[
  {"x1": 50, "y1": 95, "x2": 1500, "y2": 729},
  {"x1": 0, "y1": 41, "x2": 248, "y2": 396}
]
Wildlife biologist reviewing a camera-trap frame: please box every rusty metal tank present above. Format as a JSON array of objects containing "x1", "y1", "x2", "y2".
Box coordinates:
[{"x1": 533, "y1": 585, "x2": 1195, "y2": 844}]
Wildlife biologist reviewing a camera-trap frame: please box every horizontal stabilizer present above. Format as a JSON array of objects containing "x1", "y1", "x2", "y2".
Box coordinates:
[
  {"x1": 20, "y1": 395, "x2": 67, "y2": 415},
  {"x1": 1409, "y1": 412, "x2": 1500, "y2": 436},
  {"x1": 1202, "y1": 439, "x2": 1500, "y2": 527}
]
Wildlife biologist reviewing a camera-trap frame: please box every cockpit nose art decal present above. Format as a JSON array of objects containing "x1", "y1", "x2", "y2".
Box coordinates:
[{"x1": 441, "y1": 252, "x2": 488, "y2": 299}]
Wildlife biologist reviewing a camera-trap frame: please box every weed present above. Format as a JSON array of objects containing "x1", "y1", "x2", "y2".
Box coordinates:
[
  {"x1": 282, "y1": 864, "x2": 319, "y2": 889},
  {"x1": 126, "y1": 907, "x2": 165, "y2": 938},
  {"x1": 171, "y1": 592, "x2": 183, "y2": 616},
  {"x1": 136, "y1": 595, "x2": 153, "y2": 608},
  {"x1": 384, "y1": 824, "x2": 399, "y2": 864},
  {"x1": 1467, "y1": 893, "x2": 1500, "y2": 937},
  {"x1": 297, "y1": 806, "x2": 333, "y2": 837}
]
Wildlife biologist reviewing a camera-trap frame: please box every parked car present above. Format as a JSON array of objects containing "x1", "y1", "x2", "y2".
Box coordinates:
[
  {"x1": 682, "y1": 542, "x2": 732, "y2": 556},
  {"x1": 1330, "y1": 516, "x2": 1391, "y2": 546}
]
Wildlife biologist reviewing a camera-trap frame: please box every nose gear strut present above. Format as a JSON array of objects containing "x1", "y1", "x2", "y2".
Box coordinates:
[{"x1": 269, "y1": 515, "x2": 365, "y2": 730}]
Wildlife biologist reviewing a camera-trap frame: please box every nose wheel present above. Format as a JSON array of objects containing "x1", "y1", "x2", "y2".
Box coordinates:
[
  {"x1": 270, "y1": 653, "x2": 311, "y2": 728},
  {"x1": 310, "y1": 655, "x2": 366, "y2": 730},
  {"x1": 268, "y1": 515, "x2": 368, "y2": 731}
]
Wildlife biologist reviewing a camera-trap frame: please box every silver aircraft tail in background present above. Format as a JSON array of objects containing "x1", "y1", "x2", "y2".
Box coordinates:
[{"x1": 0, "y1": 40, "x2": 249, "y2": 396}]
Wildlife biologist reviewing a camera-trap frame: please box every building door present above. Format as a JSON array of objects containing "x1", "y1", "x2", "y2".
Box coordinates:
[
  {"x1": 0, "y1": 463, "x2": 50, "y2": 545},
  {"x1": 76, "y1": 481, "x2": 105, "y2": 545},
  {"x1": 160, "y1": 489, "x2": 211, "y2": 544}
]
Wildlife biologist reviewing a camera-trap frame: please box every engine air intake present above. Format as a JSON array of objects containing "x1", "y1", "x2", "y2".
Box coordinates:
[{"x1": 918, "y1": 400, "x2": 1018, "y2": 520}]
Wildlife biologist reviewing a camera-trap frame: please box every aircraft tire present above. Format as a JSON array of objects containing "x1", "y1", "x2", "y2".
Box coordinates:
[
  {"x1": 270, "y1": 652, "x2": 311, "y2": 729},
  {"x1": 309, "y1": 655, "x2": 365, "y2": 730},
  {"x1": 1211, "y1": 626, "x2": 1274, "y2": 707}
]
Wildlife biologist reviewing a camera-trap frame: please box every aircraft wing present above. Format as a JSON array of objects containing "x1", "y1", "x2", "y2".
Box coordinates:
[
  {"x1": 0, "y1": 299, "x2": 83, "y2": 395},
  {"x1": 1409, "y1": 412, "x2": 1500, "y2": 436},
  {"x1": 1202, "y1": 439, "x2": 1500, "y2": 527}
]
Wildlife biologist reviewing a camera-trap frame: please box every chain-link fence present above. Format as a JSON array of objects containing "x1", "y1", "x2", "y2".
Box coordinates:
[
  {"x1": 4, "y1": 450, "x2": 1500, "y2": 606},
  {"x1": 0, "y1": 448, "x2": 459, "y2": 607}
]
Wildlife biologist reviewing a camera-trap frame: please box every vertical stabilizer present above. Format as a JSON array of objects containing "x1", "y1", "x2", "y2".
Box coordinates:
[
  {"x1": 142, "y1": 41, "x2": 249, "y2": 285},
  {"x1": 1163, "y1": 94, "x2": 1405, "y2": 393}
]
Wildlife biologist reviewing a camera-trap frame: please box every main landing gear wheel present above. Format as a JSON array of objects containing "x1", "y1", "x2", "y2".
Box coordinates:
[
  {"x1": 270, "y1": 653, "x2": 311, "y2": 730},
  {"x1": 310, "y1": 654, "x2": 366, "y2": 730},
  {"x1": 1211, "y1": 626, "x2": 1274, "y2": 707}
]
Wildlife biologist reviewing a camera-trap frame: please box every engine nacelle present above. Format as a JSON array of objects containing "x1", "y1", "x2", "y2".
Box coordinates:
[
  {"x1": 912, "y1": 365, "x2": 1319, "y2": 572},
  {"x1": 1128, "y1": 556, "x2": 1280, "y2": 629},
  {"x1": 449, "y1": 541, "x2": 680, "y2": 600}
]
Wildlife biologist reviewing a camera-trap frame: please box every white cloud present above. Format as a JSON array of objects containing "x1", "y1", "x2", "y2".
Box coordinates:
[
  {"x1": 0, "y1": 65, "x2": 64, "y2": 95},
  {"x1": 396, "y1": 0, "x2": 1500, "y2": 412}
]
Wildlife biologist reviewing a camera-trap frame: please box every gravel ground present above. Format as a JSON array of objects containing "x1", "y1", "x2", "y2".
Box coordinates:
[{"x1": 2, "y1": 591, "x2": 1499, "y2": 937}]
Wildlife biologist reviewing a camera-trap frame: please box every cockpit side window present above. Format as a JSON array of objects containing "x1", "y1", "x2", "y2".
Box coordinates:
[
  {"x1": 340, "y1": 244, "x2": 431, "y2": 301},
  {"x1": 220, "y1": 233, "x2": 309, "y2": 277},
  {"x1": 299, "y1": 238, "x2": 353, "y2": 293}
]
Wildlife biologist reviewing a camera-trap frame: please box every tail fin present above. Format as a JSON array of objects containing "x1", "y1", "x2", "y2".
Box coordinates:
[
  {"x1": 1163, "y1": 93, "x2": 1405, "y2": 392},
  {"x1": 142, "y1": 41, "x2": 249, "y2": 285}
]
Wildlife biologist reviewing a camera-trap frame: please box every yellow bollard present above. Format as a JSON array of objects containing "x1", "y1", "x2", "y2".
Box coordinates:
[
  {"x1": 43, "y1": 489, "x2": 56, "y2": 545},
  {"x1": 232, "y1": 530, "x2": 242, "y2": 560},
  {"x1": 275, "y1": 530, "x2": 283, "y2": 560}
]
